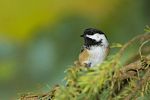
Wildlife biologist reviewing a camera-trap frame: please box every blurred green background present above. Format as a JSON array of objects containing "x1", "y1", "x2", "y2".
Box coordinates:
[{"x1": 0, "y1": 0, "x2": 150, "y2": 99}]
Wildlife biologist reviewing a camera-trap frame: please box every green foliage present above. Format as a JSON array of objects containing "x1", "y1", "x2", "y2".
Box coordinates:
[
  {"x1": 50, "y1": 33, "x2": 150, "y2": 100},
  {"x1": 144, "y1": 25, "x2": 150, "y2": 33},
  {"x1": 20, "y1": 32, "x2": 150, "y2": 100}
]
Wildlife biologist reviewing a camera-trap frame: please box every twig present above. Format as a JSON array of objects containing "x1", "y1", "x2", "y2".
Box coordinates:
[
  {"x1": 124, "y1": 68, "x2": 150, "y2": 100},
  {"x1": 139, "y1": 39, "x2": 150, "y2": 57},
  {"x1": 117, "y1": 33, "x2": 150, "y2": 61}
]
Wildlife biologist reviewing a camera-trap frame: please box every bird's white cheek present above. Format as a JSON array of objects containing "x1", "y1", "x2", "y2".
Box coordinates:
[
  {"x1": 95, "y1": 35, "x2": 101, "y2": 42},
  {"x1": 86, "y1": 34, "x2": 101, "y2": 42}
]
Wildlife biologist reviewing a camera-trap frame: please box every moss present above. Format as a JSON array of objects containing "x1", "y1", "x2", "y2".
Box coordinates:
[{"x1": 19, "y1": 31, "x2": 150, "y2": 100}]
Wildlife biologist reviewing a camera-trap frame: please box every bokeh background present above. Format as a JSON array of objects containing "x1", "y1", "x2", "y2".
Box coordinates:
[{"x1": 0, "y1": 0, "x2": 150, "y2": 99}]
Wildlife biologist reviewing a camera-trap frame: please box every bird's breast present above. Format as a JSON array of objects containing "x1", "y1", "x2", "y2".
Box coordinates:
[{"x1": 88, "y1": 46, "x2": 107, "y2": 67}]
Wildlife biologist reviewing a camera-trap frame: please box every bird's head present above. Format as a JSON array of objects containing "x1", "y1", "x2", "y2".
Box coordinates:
[{"x1": 81, "y1": 28, "x2": 109, "y2": 47}]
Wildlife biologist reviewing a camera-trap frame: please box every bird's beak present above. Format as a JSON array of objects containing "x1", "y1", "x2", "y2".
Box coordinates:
[{"x1": 80, "y1": 34, "x2": 84, "y2": 37}]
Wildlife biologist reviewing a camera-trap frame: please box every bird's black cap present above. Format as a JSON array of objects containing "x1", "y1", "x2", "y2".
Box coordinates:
[{"x1": 81, "y1": 28, "x2": 104, "y2": 37}]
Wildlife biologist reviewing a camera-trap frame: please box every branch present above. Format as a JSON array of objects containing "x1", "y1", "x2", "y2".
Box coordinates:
[{"x1": 19, "y1": 32, "x2": 150, "y2": 100}]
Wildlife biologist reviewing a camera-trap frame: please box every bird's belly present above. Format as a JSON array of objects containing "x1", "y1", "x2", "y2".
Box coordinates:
[{"x1": 89, "y1": 47, "x2": 106, "y2": 67}]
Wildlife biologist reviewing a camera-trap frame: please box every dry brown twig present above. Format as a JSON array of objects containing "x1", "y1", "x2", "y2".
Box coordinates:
[
  {"x1": 124, "y1": 68, "x2": 150, "y2": 100},
  {"x1": 110, "y1": 34, "x2": 150, "y2": 99}
]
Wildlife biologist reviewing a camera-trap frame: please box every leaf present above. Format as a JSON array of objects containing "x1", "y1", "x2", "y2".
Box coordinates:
[
  {"x1": 144, "y1": 25, "x2": 150, "y2": 32},
  {"x1": 110, "y1": 43, "x2": 123, "y2": 48}
]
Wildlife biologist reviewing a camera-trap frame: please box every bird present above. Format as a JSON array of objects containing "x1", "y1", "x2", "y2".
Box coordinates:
[{"x1": 75, "y1": 28, "x2": 110, "y2": 67}]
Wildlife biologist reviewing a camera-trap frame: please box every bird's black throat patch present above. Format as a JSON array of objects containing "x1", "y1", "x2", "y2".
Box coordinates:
[{"x1": 83, "y1": 37, "x2": 102, "y2": 48}]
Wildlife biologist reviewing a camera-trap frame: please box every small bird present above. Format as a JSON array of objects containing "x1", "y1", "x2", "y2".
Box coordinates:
[{"x1": 75, "y1": 28, "x2": 110, "y2": 67}]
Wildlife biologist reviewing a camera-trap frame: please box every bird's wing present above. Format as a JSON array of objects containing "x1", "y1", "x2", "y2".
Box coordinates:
[{"x1": 79, "y1": 48, "x2": 90, "y2": 66}]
